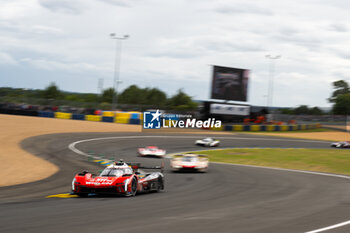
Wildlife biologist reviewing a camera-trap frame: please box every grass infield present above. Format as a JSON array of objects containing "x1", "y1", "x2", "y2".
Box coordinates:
[{"x1": 195, "y1": 148, "x2": 350, "y2": 175}]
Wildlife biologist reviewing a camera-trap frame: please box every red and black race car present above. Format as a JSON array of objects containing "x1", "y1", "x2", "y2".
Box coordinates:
[{"x1": 72, "y1": 160, "x2": 164, "y2": 197}]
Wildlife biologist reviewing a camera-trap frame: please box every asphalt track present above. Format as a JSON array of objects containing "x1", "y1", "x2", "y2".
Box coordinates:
[{"x1": 1, "y1": 132, "x2": 350, "y2": 233}]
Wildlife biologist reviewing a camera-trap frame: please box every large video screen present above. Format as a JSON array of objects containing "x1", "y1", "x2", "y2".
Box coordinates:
[{"x1": 211, "y1": 65, "x2": 249, "y2": 102}]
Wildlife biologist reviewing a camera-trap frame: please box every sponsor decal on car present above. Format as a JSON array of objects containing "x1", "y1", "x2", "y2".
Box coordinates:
[{"x1": 86, "y1": 178, "x2": 114, "y2": 185}]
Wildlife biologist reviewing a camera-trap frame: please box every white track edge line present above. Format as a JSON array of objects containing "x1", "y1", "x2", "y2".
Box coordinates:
[
  {"x1": 305, "y1": 220, "x2": 350, "y2": 233},
  {"x1": 67, "y1": 135, "x2": 348, "y2": 233}
]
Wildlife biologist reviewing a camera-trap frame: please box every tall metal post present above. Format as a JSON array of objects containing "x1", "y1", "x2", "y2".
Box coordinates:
[
  {"x1": 110, "y1": 33, "x2": 129, "y2": 110},
  {"x1": 265, "y1": 54, "x2": 281, "y2": 120}
]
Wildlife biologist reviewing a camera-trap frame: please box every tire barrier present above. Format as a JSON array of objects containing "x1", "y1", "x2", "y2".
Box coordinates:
[
  {"x1": 86, "y1": 115, "x2": 102, "y2": 122},
  {"x1": 72, "y1": 114, "x2": 85, "y2": 120},
  {"x1": 54, "y1": 112, "x2": 72, "y2": 119},
  {"x1": 0, "y1": 108, "x2": 39, "y2": 116},
  {"x1": 102, "y1": 116, "x2": 114, "y2": 123},
  {"x1": 36, "y1": 111, "x2": 143, "y2": 125},
  {"x1": 213, "y1": 123, "x2": 321, "y2": 132},
  {"x1": 0, "y1": 108, "x2": 321, "y2": 131},
  {"x1": 38, "y1": 111, "x2": 54, "y2": 118}
]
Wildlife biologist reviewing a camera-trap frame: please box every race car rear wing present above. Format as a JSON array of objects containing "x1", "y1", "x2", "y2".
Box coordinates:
[
  {"x1": 174, "y1": 153, "x2": 208, "y2": 157},
  {"x1": 127, "y1": 161, "x2": 164, "y2": 173}
]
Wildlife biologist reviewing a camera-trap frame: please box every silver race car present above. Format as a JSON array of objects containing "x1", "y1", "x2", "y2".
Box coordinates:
[
  {"x1": 195, "y1": 138, "x2": 220, "y2": 147},
  {"x1": 331, "y1": 141, "x2": 350, "y2": 148}
]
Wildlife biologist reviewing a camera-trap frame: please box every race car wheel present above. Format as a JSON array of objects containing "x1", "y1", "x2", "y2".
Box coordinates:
[
  {"x1": 158, "y1": 177, "x2": 164, "y2": 191},
  {"x1": 130, "y1": 177, "x2": 137, "y2": 196}
]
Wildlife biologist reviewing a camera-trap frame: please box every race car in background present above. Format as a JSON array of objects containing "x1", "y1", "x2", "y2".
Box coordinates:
[
  {"x1": 331, "y1": 141, "x2": 350, "y2": 148},
  {"x1": 137, "y1": 146, "x2": 166, "y2": 157},
  {"x1": 195, "y1": 138, "x2": 220, "y2": 147},
  {"x1": 170, "y1": 154, "x2": 209, "y2": 172},
  {"x1": 72, "y1": 160, "x2": 164, "y2": 197}
]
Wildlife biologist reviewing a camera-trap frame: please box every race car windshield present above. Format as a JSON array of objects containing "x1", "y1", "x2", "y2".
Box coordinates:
[
  {"x1": 182, "y1": 157, "x2": 196, "y2": 162},
  {"x1": 203, "y1": 138, "x2": 212, "y2": 142},
  {"x1": 100, "y1": 168, "x2": 133, "y2": 177}
]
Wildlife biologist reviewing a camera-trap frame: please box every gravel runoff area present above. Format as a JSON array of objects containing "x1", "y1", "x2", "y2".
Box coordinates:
[
  {"x1": 1, "y1": 113, "x2": 348, "y2": 187},
  {"x1": 0, "y1": 114, "x2": 231, "y2": 187},
  {"x1": 0, "y1": 114, "x2": 141, "y2": 187}
]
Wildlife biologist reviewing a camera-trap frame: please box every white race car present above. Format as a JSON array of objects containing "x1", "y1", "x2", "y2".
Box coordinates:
[
  {"x1": 137, "y1": 146, "x2": 166, "y2": 157},
  {"x1": 195, "y1": 138, "x2": 220, "y2": 147},
  {"x1": 170, "y1": 154, "x2": 209, "y2": 172},
  {"x1": 331, "y1": 141, "x2": 350, "y2": 148}
]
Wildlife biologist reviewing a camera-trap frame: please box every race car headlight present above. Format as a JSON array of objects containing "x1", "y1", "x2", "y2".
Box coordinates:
[
  {"x1": 124, "y1": 178, "x2": 130, "y2": 191},
  {"x1": 72, "y1": 178, "x2": 76, "y2": 190}
]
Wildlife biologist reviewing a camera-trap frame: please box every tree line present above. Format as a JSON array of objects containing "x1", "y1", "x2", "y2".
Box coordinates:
[
  {"x1": 280, "y1": 105, "x2": 324, "y2": 115},
  {"x1": 280, "y1": 79, "x2": 350, "y2": 115},
  {"x1": 0, "y1": 83, "x2": 198, "y2": 111},
  {"x1": 1, "y1": 79, "x2": 349, "y2": 114},
  {"x1": 328, "y1": 80, "x2": 350, "y2": 115}
]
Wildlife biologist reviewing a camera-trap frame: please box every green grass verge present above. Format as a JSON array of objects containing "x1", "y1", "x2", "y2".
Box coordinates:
[{"x1": 195, "y1": 148, "x2": 350, "y2": 175}]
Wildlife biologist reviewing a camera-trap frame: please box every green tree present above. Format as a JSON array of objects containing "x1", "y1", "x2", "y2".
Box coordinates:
[
  {"x1": 167, "y1": 89, "x2": 198, "y2": 111},
  {"x1": 328, "y1": 80, "x2": 350, "y2": 103},
  {"x1": 118, "y1": 85, "x2": 145, "y2": 104},
  {"x1": 101, "y1": 88, "x2": 116, "y2": 103},
  {"x1": 145, "y1": 88, "x2": 167, "y2": 105},
  {"x1": 309, "y1": 107, "x2": 323, "y2": 115},
  {"x1": 42, "y1": 83, "x2": 62, "y2": 99},
  {"x1": 118, "y1": 85, "x2": 168, "y2": 106},
  {"x1": 333, "y1": 93, "x2": 350, "y2": 114},
  {"x1": 280, "y1": 108, "x2": 294, "y2": 115},
  {"x1": 83, "y1": 93, "x2": 99, "y2": 103},
  {"x1": 294, "y1": 105, "x2": 310, "y2": 115},
  {"x1": 65, "y1": 94, "x2": 80, "y2": 102}
]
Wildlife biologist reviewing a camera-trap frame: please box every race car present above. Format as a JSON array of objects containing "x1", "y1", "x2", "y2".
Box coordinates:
[
  {"x1": 170, "y1": 154, "x2": 209, "y2": 172},
  {"x1": 331, "y1": 141, "x2": 350, "y2": 148},
  {"x1": 137, "y1": 146, "x2": 166, "y2": 157},
  {"x1": 72, "y1": 160, "x2": 164, "y2": 197},
  {"x1": 195, "y1": 138, "x2": 220, "y2": 147}
]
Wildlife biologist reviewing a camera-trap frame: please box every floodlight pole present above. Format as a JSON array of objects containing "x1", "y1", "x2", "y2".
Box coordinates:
[
  {"x1": 110, "y1": 33, "x2": 129, "y2": 110},
  {"x1": 265, "y1": 54, "x2": 281, "y2": 119}
]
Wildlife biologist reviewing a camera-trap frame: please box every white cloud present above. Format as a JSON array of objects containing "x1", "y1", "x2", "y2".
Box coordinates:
[
  {"x1": 20, "y1": 57, "x2": 108, "y2": 73},
  {"x1": 38, "y1": 0, "x2": 84, "y2": 14},
  {"x1": 98, "y1": 0, "x2": 130, "y2": 7},
  {"x1": 328, "y1": 23, "x2": 348, "y2": 32},
  {"x1": 213, "y1": 4, "x2": 273, "y2": 16},
  {"x1": 0, "y1": 52, "x2": 18, "y2": 65},
  {"x1": 1, "y1": 0, "x2": 350, "y2": 106}
]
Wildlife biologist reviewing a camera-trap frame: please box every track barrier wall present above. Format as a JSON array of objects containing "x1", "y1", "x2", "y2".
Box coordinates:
[
  {"x1": 39, "y1": 111, "x2": 143, "y2": 125},
  {"x1": 1, "y1": 109, "x2": 321, "y2": 131},
  {"x1": 217, "y1": 123, "x2": 321, "y2": 132}
]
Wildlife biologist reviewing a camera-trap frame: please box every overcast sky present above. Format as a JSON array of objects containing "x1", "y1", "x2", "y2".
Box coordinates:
[{"x1": 1, "y1": 0, "x2": 350, "y2": 107}]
